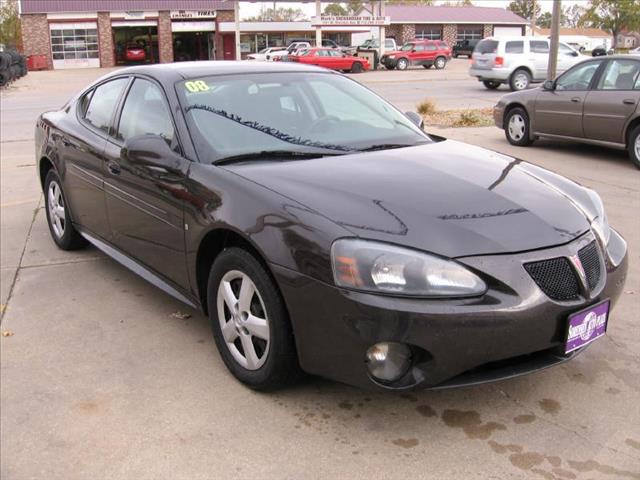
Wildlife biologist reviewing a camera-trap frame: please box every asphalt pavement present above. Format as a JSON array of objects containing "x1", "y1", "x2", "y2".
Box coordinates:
[{"x1": 1, "y1": 65, "x2": 639, "y2": 480}]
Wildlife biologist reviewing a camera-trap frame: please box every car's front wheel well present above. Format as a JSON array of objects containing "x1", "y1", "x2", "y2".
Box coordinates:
[
  {"x1": 503, "y1": 103, "x2": 528, "y2": 129},
  {"x1": 39, "y1": 156, "x2": 54, "y2": 189},
  {"x1": 195, "y1": 229, "x2": 272, "y2": 315}
]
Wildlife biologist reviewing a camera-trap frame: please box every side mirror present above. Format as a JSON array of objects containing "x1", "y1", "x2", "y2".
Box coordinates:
[
  {"x1": 572, "y1": 51, "x2": 579, "y2": 57},
  {"x1": 543, "y1": 80, "x2": 556, "y2": 91},
  {"x1": 120, "y1": 134, "x2": 183, "y2": 174},
  {"x1": 405, "y1": 111, "x2": 424, "y2": 130}
]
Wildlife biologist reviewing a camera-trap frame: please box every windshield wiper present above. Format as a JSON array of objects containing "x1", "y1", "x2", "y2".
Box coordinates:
[
  {"x1": 358, "y1": 143, "x2": 424, "y2": 152},
  {"x1": 214, "y1": 150, "x2": 344, "y2": 166}
]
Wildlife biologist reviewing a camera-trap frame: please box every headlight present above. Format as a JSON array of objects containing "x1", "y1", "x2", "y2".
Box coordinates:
[
  {"x1": 331, "y1": 239, "x2": 486, "y2": 297},
  {"x1": 388, "y1": 54, "x2": 396, "y2": 59},
  {"x1": 585, "y1": 189, "x2": 611, "y2": 247}
]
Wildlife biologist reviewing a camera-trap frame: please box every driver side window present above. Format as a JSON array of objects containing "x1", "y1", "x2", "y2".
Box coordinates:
[{"x1": 555, "y1": 61, "x2": 601, "y2": 91}]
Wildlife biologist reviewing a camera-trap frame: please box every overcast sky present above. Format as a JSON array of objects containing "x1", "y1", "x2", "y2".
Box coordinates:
[{"x1": 240, "y1": 0, "x2": 590, "y2": 19}]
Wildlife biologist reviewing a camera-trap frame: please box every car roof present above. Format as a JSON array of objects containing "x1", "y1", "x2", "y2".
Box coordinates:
[{"x1": 100, "y1": 61, "x2": 334, "y2": 85}]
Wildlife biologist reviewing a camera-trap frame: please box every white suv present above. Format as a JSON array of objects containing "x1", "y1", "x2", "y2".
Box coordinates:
[{"x1": 469, "y1": 37, "x2": 584, "y2": 91}]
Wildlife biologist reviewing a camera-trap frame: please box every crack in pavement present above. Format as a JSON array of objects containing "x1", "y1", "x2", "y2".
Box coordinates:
[
  {"x1": 494, "y1": 386, "x2": 640, "y2": 462},
  {"x1": 1, "y1": 198, "x2": 40, "y2": 324}
]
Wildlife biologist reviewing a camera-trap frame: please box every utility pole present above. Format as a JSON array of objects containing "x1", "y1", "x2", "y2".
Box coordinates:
[{"x1": 547, "y1": 0, "x2": 561, "y2": 80}]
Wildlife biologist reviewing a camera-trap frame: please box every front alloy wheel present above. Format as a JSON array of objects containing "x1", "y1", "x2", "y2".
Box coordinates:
[
  {"x1": 434, "y1": 57, "x2": 446, "y2": 69},
  {"x1": 217, "y1": 270, "x2": 270, "y2": 370},
  {"x1": 396, "y1": 58, "x2": 409, "y2": 70},
  {"x1": 207, "y1": 247, "x2": 301, "y2": 390}
]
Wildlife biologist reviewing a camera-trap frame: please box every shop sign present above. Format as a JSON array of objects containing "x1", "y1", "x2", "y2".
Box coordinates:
[
  {"x1": 170, "y1": 10, "x2": 217, "y2": 20},
  {"x1": 124, "y1": 11, "x2": 146, "y2": 20},
  {"x1": 311, "y1": 15, "x2": 390, "y2": 26}
]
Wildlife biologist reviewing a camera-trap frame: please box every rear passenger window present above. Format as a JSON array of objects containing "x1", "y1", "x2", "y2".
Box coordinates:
[
  {"x1": 597, "y1": 59, "x2": 640, "y2": 90},
  {"x1": 84, "y1": 77, "x2": 128, "y2": 134},
  {"x1": 505, "y1": 41, "x2": 523, "y2": 54},
  {"x1": 530, "y1": 41, "x2": 549, "y2": 54}
]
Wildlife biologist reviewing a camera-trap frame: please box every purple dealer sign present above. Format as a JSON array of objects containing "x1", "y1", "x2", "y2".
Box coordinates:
[{"x1": 565, "y1": 300, "x2": 609, "y2": 354}]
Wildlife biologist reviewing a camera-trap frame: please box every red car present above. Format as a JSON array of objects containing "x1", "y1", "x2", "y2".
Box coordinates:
[
  {"x1": 381, "y1": 40, "x2": 451, "y2": 71},
  {"x1": 290, "y1": 47, "x2": 370, "y2": 73},
  {"x1": 125, "y1": 42, "x2": 146, "y2": 63}
]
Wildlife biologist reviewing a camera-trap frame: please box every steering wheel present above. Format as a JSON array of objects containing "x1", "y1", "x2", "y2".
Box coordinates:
[{"x1": 308, "y1": 115, "x2": 341, "y2": 134}]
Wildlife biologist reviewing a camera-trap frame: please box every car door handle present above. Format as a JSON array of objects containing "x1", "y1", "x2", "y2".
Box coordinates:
[
  {"x1": 107, "y1": 161, "x2": 121, "y2": 175},
  {"x1": 623, "y1": 99, "x2": 636, "y2": 105},
  {"x1": 571, "y1": 97, "x2": 581, "y2": 103}
]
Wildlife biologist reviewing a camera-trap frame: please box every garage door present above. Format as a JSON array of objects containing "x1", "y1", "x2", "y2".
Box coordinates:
[{"x1": 493, "y1": 26, "x2": 523, "y2": 37}]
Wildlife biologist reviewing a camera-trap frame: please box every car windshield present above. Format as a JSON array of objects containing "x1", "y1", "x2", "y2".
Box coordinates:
[
  {"x1": 400, "y1": 43, "x2": 415, "y2": 51},
  {"x1": 177, "y1": 72, "x2": 430, "y2": 163}
]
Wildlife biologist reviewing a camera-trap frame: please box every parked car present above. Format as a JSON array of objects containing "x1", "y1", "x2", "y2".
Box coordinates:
[
  {"x1": 381, "y1": 40, "x2": 452, "y2": 70},
  {"x1": 248, "y1": 47, "x2": 286, "y2": 61},
  {"x1": 453, "y1": 39, "x2": 479, "y2": 58},
  {"x1": 630, "y1": 47, "x2": 640, "y2": 55},
  {"x1": 36, "y1": 61, "x2": 627, "y2": 391},
  {"x1": 357, "y1": 38, "x2": 398, "y2": 52},
  {"x1": 470, "y1": 37, "x2": 584, "y2": 91},
  {"x1": 124, "y1": 42, "x2": 146, "y2": 63},
  {"x1": 290, "y1": 47, "x2": 370, "y2": 73},
  {"x1": 494, "y1": 55, "x2": 640, "y2": 168},
  {"x1": 267, "y1": 42, "x2": 311, "y2": 61},
  {"x1": 592, "y1": 46, "x2": 613, "y2": 57}
]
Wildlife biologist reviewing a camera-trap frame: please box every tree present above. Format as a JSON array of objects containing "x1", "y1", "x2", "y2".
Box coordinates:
[
  {"x1": 441, "y1": 0, "x2": 474, "y2": 6},
  {"x1": 346, "y1": 1, "x2": 365, "y2": 15},
  {"x1": 507, "y1": 0, "x2": 541, "y2": 21},
  {"x1": 579, "y1": 0, "x2": 640, "y2": 48},
  {"x1": 323, "y1": 3, "x2": 348, "y2": 16},
  {"x1": 0, "y1": 0, "x2": 21, "y2": 49},
  {"x1": 564, "y1": 4, "x2": 586, "y2": 28},
  {"x1": 536, "y1": 11, "x2": 553, "y2": 29},
  {"x1": 246, "y1": 7, "x2": 308, "y2": 22}
]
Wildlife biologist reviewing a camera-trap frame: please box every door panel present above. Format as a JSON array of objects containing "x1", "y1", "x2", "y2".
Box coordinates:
[
  {"x1": 103, "y1": 78, "x2": 190, "y2": 288},
  {"x1": 583, "y1": 58, "x2": 640, "y2": 144},
  {"x1": 529, "y1": 40, "x2": 549, "y2": 81},
  {"x1": 63, "y1": 77, "x2": 129, "y2": 239}
]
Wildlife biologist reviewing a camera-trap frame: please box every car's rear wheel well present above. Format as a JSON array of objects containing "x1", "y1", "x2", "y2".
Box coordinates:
[
  {"x1": 626, "y1": 117, "x2": 640, "y2": 146},
  {"x1": 512, "y1": 66, "x2": 532, "y2": 77},
  {"x1": 39, "y1": 157, "x2": 54, "y2": 189},
  {"x1": 195, "y1": 229, "x2": 272, "y2": 315}
]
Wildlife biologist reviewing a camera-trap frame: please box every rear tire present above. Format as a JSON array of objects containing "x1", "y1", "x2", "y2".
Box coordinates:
[
  {"x1": 396, "y1": 58, "x2": 409, "y2": 70},
  {"x1": 44, "y1": 170, "x2": 88, "y2": 250},
  {"x1": 483, "y1": 80, "x2": 501, "y2": 90},
  {"x1": 628, "y1": 124, "x2": 640, "y2": 169},
  {"x1": 350, "y1": 61, "x2": 363, "y2": 73},
  {"x1": 509, "y1": 68, "x2": 531, "y2": 91},
  {"x1": 434, "y1": 56, "x2": 446, "y2": 69},
  {"x1": 504, "y1": 107, "x2": 534, "y2": 147},
  {"x1": 207, "y1": 247, "x2": 302, "y2": 390}
]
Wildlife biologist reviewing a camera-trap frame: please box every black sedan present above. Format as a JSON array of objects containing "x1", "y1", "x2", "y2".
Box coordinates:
[{"x1": 35, "y1": 62, "x2": 628, "y2": 391}]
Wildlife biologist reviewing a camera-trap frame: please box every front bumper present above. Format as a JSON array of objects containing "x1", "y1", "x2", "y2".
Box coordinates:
[
  {"x1": 493, "y1": 103, "x2": 505, "y2": 128},
  {"x1": 273, "y1": 230, "x2": 628, "y2": 390}
]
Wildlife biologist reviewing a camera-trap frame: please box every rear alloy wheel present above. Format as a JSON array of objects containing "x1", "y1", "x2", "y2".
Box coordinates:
[
  {"x1": 509, "y1": 68, "x2": 531, "y2": 91},
  {"x1": 483, "y1": 80, "x2": 500, "y2": 90},
  {"x1": 43, "y1": 170, "x2": 87, "y2": 250},
  {"x1": 208, "y1": 247, "x2": 301, "y2": 390},
  {"x1": 396, "y1": 58, "x2": 409, "y2": 71},
  {"x1": 629, "y1": 124, "x2": 640, "y2": 169},
  {"x1": 434, "y1": 56, "x2": 446, "y2": 70},
  {"x1": 350, "y1": 61, "x2": 363, "y2": 73},
  {"x1": 504, "y1": 107, "x2": 534, "y2": 147}
]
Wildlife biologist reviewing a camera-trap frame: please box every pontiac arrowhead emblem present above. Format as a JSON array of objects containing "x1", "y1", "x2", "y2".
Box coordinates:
[{"x1": 569, "y1": 254, "x2": 588, "y2": 292}]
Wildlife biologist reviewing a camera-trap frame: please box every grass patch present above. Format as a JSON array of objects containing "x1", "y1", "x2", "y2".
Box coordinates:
[
  {"x1": 416, "y1": 98, "x2": 437, "y2": 115},
  {"x1": 421, "y1": 108, "x2": 494, "y2": 128}
]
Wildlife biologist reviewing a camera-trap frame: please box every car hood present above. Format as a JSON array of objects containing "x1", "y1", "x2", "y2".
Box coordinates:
[{"x1": 225, "y1": 141, "x2": 592, "y2": 258}]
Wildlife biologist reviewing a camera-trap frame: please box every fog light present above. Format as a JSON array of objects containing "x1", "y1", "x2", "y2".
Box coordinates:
[{"x1": 365, "y1": 342, "x2": 412, "y2": 382}]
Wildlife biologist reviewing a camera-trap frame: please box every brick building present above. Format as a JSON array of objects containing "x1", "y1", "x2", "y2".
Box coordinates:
[{"x1": 383, "y1": 5, "x2": 527, "y2": 46}]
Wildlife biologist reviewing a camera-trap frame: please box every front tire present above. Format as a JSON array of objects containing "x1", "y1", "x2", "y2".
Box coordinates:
[
  {"x1": 504, "y1": 107, "x2": 534, "y2": 146},
  {"x1": 396, "y1": 58, "x2": 409, "y2": 70},
  {"x1": 434, "y1": 56, "x2": 446, "y2": 69},
  {"x1": 483, "y1": 80, "x2": 500, "y2": 90},
  {"x1": 207, "y1": 247, "x2": 301, "y2": 390},
  {"x1": 44, "y1": 170, "x2": 87, "y2": 250},
  {"x1": 350, "y1": 61, "x2": 363, "y2": 73},
  {"x1": 629, "y1": 124, "x2": 640, "y2": 169},
  {"x1": 509, "y1": 68, "x2": 531, "y2": 91}
]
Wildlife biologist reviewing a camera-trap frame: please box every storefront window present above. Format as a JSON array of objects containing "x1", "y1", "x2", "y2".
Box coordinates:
[
  {"x1": 457, "y1": 26, "x2": 483, "y2": 42},
  {"x1": 415, "y1": 26, "x2": 442, "y2": 40},
  {"x1": 240, "y1": 33, "x2": 255, "y2": 53},
  {"x1": 267, "y1": 33, "x2": 284, "y2": 48},
  {"x1": 50, "y1": 25, "x2": 99, "y2": 61}
]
